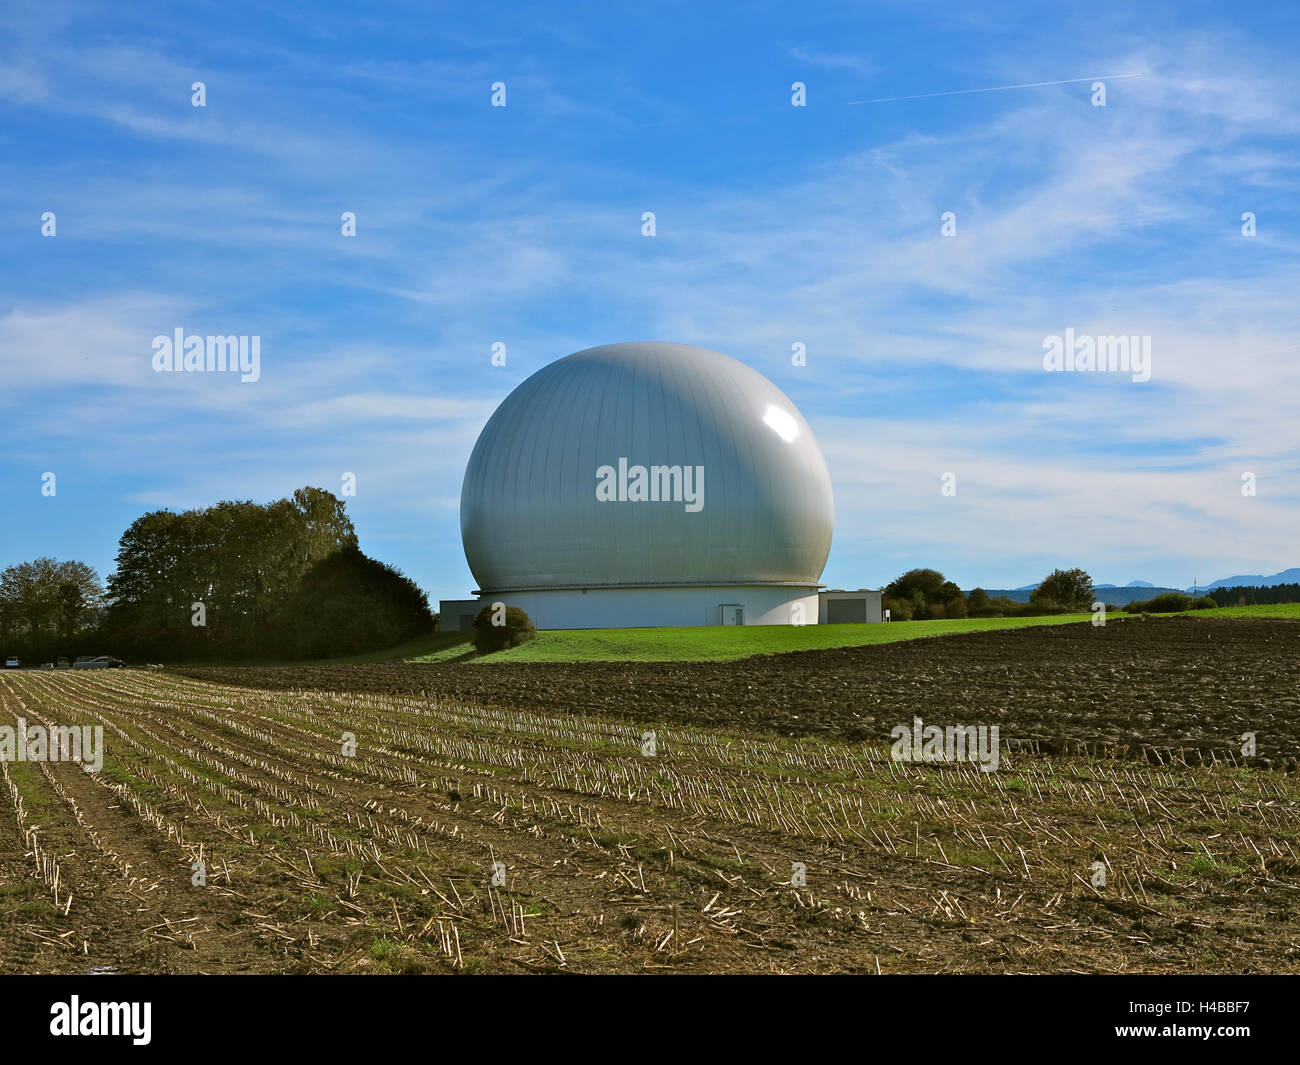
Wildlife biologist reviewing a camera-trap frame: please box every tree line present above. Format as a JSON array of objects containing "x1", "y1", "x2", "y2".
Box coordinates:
[
  {"x1": 883, "y1": 567, "x2": 1097, "y2": 621},
  {"x1": 1207, "y1": 583, "x2": 1300, "y2": 607},
  {"x1": 0, "y1": 487, "x2": 432, "y2": 663},
  {"x1": 884, "y1": 569, "x2": 1300, "y2": 621}
]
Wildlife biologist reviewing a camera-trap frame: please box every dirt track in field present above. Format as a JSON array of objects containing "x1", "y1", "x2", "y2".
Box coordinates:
[{"x1": 184, "y1": 617, "x2": 1300, "y2": 765}]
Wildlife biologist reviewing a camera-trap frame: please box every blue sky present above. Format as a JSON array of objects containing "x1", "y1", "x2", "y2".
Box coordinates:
[{"x1": 2, "y1": 0, "x2": 1297, "y2": 602}]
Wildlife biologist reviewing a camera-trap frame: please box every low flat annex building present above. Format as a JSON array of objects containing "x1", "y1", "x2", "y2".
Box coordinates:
[
  {"x1": 443, "y1": 341, "x2": 840, "y2": 630},
  {"x1": 818, "y1": 589, "x2": 884, "y2": 625}
]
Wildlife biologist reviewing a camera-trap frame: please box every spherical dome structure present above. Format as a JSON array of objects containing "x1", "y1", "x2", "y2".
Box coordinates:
[{"x1": 460, "y1": 342, "x2": 833, "y2": 595}]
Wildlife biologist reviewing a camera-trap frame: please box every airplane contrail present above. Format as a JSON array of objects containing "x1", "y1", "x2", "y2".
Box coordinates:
[{"x1": 849, "y1": 72, "x2": 1147, "y2": 105}]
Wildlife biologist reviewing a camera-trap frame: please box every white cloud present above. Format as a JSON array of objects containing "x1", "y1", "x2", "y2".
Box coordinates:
[{"x1": 790, "y1": 46, "x2": 876, "y2": 75}]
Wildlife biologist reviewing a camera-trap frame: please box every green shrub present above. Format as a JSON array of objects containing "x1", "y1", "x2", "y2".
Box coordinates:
[
  {"x1": 1193, "y1": 596, "x2": 1217, "y2": 610},
  {"x1": 472, "y1": 603, "x2": 537, "y2": 654},
  {"x1": 882, "y1": 597, "x2": 912, "y2": 622},
  {"x1": 1020, "y1": 596, "x2": 1067, "y2": 616},
  {"x1": 1126, "y1": 592, "x2": 1192, "y2": 614}
]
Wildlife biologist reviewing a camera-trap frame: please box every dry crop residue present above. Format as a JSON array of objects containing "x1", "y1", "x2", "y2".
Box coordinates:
[{"x1": 3, "y1": 642, "x2": 1300, "y2": 973}]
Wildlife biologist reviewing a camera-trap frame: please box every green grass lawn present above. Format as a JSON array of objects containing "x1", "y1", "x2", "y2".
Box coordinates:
[
  {"x1": 1159, "y1": 602, "x2": 1300, "y2": 620},
  {"x1": 409, "y1": 611, "x2": 1112, "y2": 663}
]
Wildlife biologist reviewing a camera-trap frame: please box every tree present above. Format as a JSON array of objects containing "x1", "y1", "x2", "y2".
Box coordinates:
[
  {"x1": 886, "y1": 569, "x2": 947, "y2": 602},
  {"x1": 0, "y1": 558, "x2": 104, "y2": 657},
  {"x1": 58, "y1": 564, "x2": 105, "y2": 637},
  {"x1": 1030, "y1": 568, "x2": 1094, "y2": 611},
  {"x1": 102, "y1": 486, "x2": 359, "y2": 657},
  {"x1": 271, "y1": 546, "x2": 432, "y2": 659},
  {"x1": 884, "y1": 569, "x2": 966, "y2": 621},
  {"x1": 0, "y1": 558, "x2": 103, "y2": 641},
  {"x1": 968, "y1": 588, "x2": 990, "y2": 609},
  {"x1": 103, "y1": 510, "x2": 195, "y2": 648},
  {"x1": 290, "y1": 486, "x2": 358, "y2": 564}
]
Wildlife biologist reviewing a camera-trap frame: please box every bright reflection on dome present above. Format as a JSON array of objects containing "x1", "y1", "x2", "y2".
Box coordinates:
[{"x1": 762, "y1": 405, "x2": 799, "y2": 443}]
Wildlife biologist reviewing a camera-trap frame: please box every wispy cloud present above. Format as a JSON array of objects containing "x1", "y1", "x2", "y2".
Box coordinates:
[{"x1": 790, "y1": 46, "x2": 876, "y2": 75}]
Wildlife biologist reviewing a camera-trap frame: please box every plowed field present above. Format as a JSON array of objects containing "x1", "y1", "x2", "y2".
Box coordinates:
[
  {"x1": 189, "y1": 617, "x2": 1300, "y2": 763},
  {"x1": 4, "y1": 627, "x2": 1300, "y2": 974}
]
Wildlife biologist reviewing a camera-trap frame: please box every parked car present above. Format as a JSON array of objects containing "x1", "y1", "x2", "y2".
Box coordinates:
[
  {"x1": 56, "y1": 657, "x2": 70, "y2": 668},
  {"x1": 73, "y1": 655, "x2": 123, "y2": 669},
  {"x1": 3, "y1": 656, "x2": 19, "y2": 669}
]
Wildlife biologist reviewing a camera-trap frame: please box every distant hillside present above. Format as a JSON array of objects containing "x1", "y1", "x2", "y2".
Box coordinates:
[
  {"x1": 1192, "y1": 568, "x2": 1300, "y2": 592},
  {"x1": 977, "y1": 570, "x2": 1298, "y2": 605}
]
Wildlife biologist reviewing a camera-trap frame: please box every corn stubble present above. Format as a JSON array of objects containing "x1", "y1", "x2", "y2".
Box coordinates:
[{"x1": 0, "y1": 667, "x2": 1298, "y2": 974}]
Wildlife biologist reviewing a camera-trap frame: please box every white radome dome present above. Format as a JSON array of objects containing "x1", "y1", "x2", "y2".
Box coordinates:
[{"x1": 460, "y1": 342, "x2": 833, "y2": 593}]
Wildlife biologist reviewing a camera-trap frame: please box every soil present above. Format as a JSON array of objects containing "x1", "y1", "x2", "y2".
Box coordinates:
[
  {"x1": 2, "y1": 617, "x2": 1297, "y2": 975},
  {"x1": 184, "y1": 617, "x2": 1300, "y2": 764}
]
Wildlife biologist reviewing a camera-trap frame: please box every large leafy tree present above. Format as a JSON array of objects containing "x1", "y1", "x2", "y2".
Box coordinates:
[
  {"x1": 885, "y1": 568, "x2": 948, "y2": 602},
  {"x1": 0, "y1": 558, "x2": 104, "y2": 645},
  {"x1": 883, "y1": 568, "x2": 967, "y2": 621},
  {"x1": 103, "y1": 486, "x2": 358, "y2": 655},
  {"x1": 1030, "y1": 568, "x2": 1095, "y2": 611}
]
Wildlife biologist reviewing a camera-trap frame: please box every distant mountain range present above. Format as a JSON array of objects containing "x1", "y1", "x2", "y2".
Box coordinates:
[
  {"x1": 976, "y1": 568, "x2": 1299, "y2": 606},
  {"x1": 1193, "y1": 567, "x2": 1300, "y2": 591}
]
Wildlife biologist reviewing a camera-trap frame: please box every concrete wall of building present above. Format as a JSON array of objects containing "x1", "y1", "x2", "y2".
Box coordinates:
[
  {"x1": 818, "y1": 589, "x2": 883, "y2": 624},
  {"x1": 446, "y1": 585, "x2": 822, "y2": 630},
  {"x1": 437, "y1": 600, "x2": 482, "y2": 632}
]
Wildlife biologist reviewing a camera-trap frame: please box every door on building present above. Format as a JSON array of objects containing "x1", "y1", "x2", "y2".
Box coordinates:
[
  {"x1": 827, "y1": 598, "x2": 868, "y2": 624},
  {"x1": 720, "y1": 604, "x2": 744, "y2": 626}
]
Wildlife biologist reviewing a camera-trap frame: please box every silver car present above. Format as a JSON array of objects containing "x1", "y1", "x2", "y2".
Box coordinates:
[{"x1": 73, "y1": 655, "x2": 124, "y2": 669}]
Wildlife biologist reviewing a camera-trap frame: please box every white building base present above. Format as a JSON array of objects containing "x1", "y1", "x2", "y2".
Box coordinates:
[{"x1": 442, "y1": 585, "x2": 822, "y2": 630}]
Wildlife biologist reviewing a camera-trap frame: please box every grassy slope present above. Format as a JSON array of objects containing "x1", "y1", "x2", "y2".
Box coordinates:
[
  {"x1": 409, "y1": 603, "x2": 1300, "y2": 664},
  {"x1": 155, "y1": 603, "x2": 1300, "y2": 670},
  {"x1": 1164, "y1": 602, "x2": 1300, "y2": 620},
  {"x1": 409, "y1": 611, "x2": 1107, "y2": 663}
]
